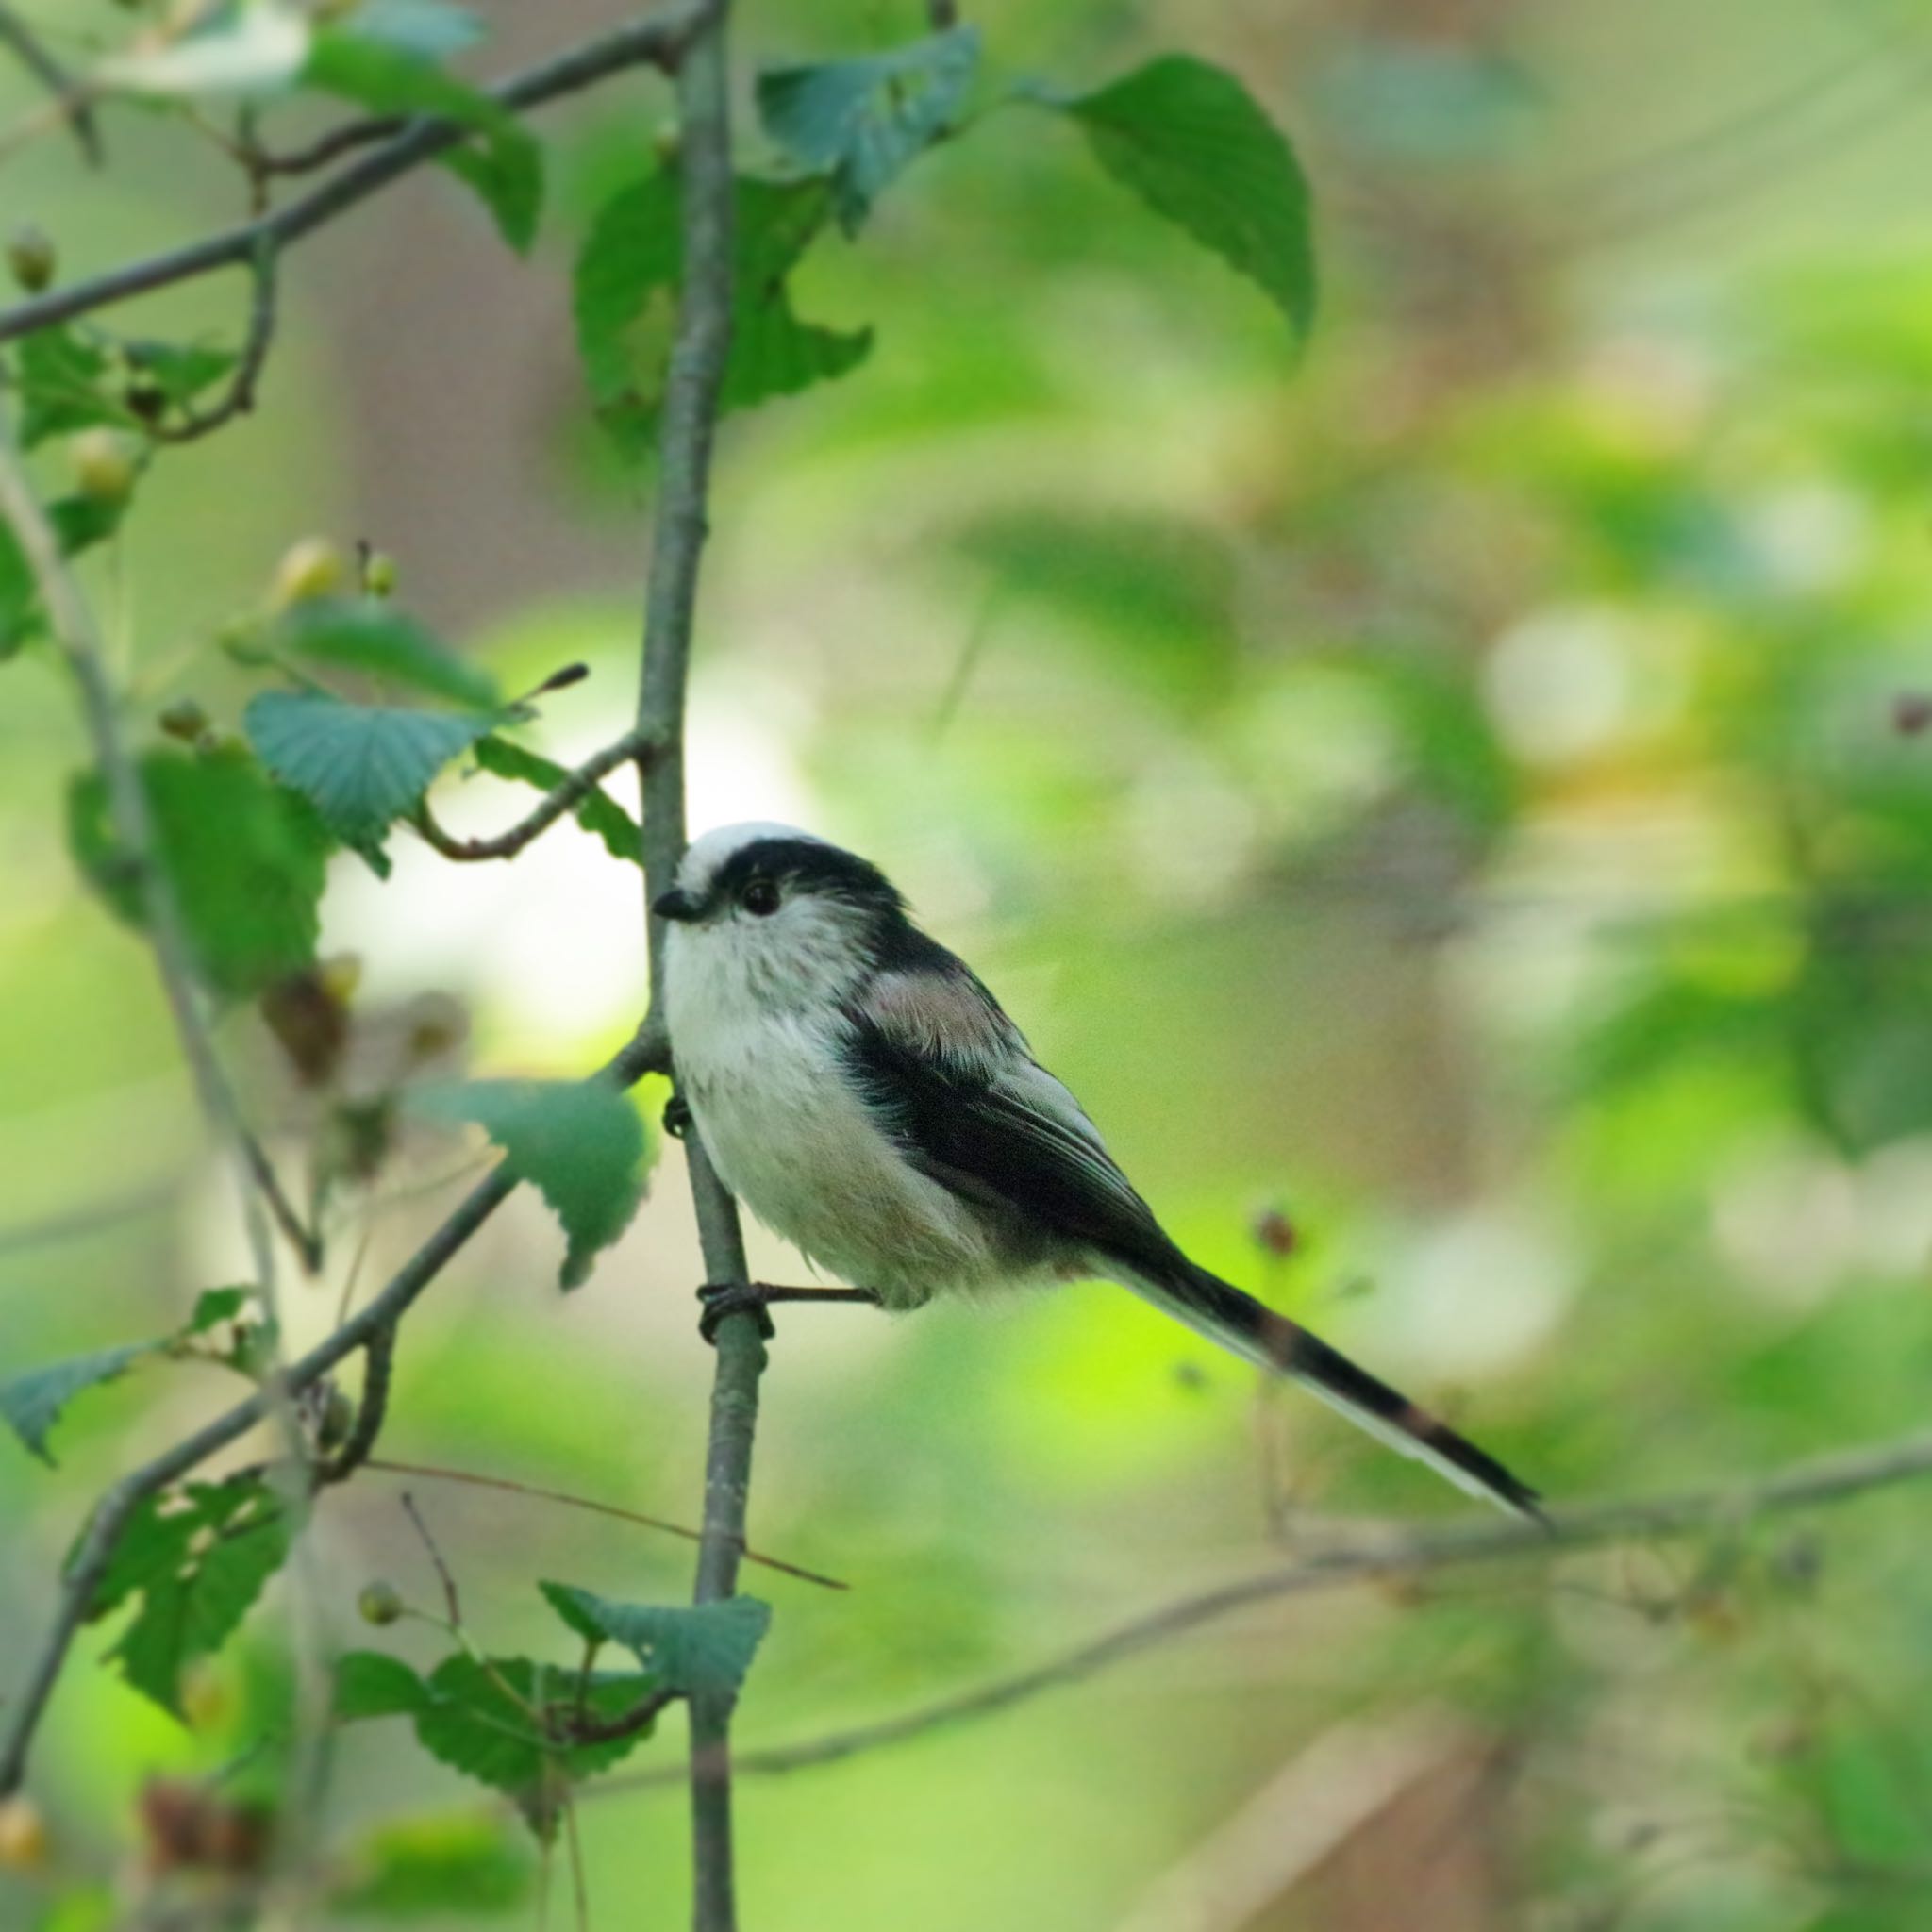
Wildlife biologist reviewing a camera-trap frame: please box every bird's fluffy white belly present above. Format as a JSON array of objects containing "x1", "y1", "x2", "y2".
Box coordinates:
[{"x1": 676, "y1": 1009, "x2": 1002, "y2": 1306}]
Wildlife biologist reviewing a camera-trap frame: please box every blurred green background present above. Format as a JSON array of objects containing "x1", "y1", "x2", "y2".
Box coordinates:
[{"x1": 9, "y1": 0, "x2": 1932, "y2": 1926}]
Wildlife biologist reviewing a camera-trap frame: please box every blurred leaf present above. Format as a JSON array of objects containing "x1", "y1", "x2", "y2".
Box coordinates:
[
  {"x1": 758, "y1": 25, "x2": 980, "y2": 232},
  {"x1": 1058, "y1": 56, "x2": 1315, "y2": 341},
  {"x1": 0, "y1": 1343, "x2": 152, "y2": 1467},
  {"x1": 348, "y1": 0, "x2": 483, "y2": 59},
  {"x1": 575, "y1": 168, "x2": 872, "y2": 462},
  {"x1": 412, "y1": 1080, "x2": 648, "y2": 1289},
  {"x1": 305, "y1": 30, "x2": 542, "y2": 251},
  {"x1": 97, "y1": 1, "x2": 310, "y2": 99},
  {"x1": 90, "y1": 1474, "x2": 294, "y2": 1716},
  {"x1": 15, "y1": 326, "x2": 119, "y2": 448},
  {"x1": 472, "y1": 735, "x2": 642, "y2": 864},
  {"x1": 277, "y1": 598, "x2": 501, "y2": 709},
  {"x1": 67, "y1": 743, "x2": 331, "y2": 998},
  {"x1": 409, "y1": 1656, "x2": 658, "y2": 1826},
  {"x1": 46, "y1": 493, "x2": 127, "y2": 559},
  {"x1": 539, "y1": 1584, "x2": 770, "y2": 1697},
  {"x1": 4, "y1": 495, "x2": 129, "y2": 662},
  {"x1": 330, "y1": 1809, "x2": 532, "y2": 1917},
  {"x1": 125, "y1": 340, "x2": 242, "y2": 411},
  {"x1": 335, "y1": 1651, "x2": 432, "y2": 1722},
  {"x1": 244, "y1": 691, "x2": 494, "y2": 865}
]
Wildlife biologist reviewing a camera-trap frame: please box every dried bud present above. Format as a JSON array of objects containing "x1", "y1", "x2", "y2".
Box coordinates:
[
  {"x1": 358, "y1": 1580, "x2": 405, "y2": 1626},
  {"x1": 271, "y1": 536, "x2": 350, "y2": 608},
  {"x1": 260, "y1": 966, "x2": 352, "y2": 1087},
  {"x1": 70, "y1": 429, "x2": 138, "y2": 506},
  {"x1": 158, "y1": 697, "x2": 209, "y2": 742},
  {"x1": 6, "y1": 223, "x2": 55, "y2": 294},
  {"x1": 0, "y1": 1796, "x2": 48, "y2": 1872},
  {"x1": 125, "y1": 367, "x2": 167, "y2": 423},
  {"x1": 1252, "y1": 1206, "x2": 1299, "y2": 1258},
  {"x1": 1895, "y1": 691, "x2": 1932, "y2": 737},
  {"x1": 362, "y1": 549, "x2": 399, "y2": 597}
]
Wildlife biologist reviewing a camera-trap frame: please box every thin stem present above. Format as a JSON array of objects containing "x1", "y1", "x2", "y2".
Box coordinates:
[
  {"x1": 0, "y1": 6, "x2": 705, "y2": 347},
  {"x1": 317, "y1": 1323, "x2": 397, "y2": 1485},
  {"x1": 414, "y1": 725, "x2": 660, "y2": 862},
  {"x1": 0, "y1": 2, "x2": 100, "y2": 165},
  {"x1": 148, "y1": 237, "x2": 278, "y2": 444},
  {"x1": 359, "y1": 1458, "x2": 847, "y2": 1591}
]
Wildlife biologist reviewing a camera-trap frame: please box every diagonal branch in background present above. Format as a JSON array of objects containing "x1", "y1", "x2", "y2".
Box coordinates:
[
  {"x1": 0, "y1": 5, "x2": 705, "y2": 348},
  {"x1": 592, "y1": 1422, "x2": 1932, "y2": 1799},
  {"x1": 0, "y1": 1017, "x2": 670, "y2": 1799},
  {"x1": 0, "y1": 2, "x2": 100, "y2": 167}
]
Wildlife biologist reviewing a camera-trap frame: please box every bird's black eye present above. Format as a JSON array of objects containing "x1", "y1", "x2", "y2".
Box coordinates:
[{"x1": 740, "y1": 877, "x2": 780, "y2": 918}]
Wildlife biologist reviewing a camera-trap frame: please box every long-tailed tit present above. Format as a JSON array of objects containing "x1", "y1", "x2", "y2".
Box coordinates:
[{"x1": 656, "y1": 823, "x2": 1541, "y2": 1520}]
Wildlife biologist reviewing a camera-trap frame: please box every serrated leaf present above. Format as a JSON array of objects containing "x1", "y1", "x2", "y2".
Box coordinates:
[
  {"x1": 410, "y1": 1655, "x2": 658, "y2": 1828},
  {"x1": 68, "y1": 743, "x2": 331, "y2": 999},
  {"x1": 1062, "y1": 55, "x2": 1316, "y2": 341},
  {"x1": 472, "y1": 736, "x2": 642, "y2": 865},
  {"x1": 244, "y1": 690, "x2": 495, "y2": 859},
  {"x1": 277, "y1": 598, "x2": 501, "y2": 709},
  {"x1": 0, "y1": 1344, "x2": 154, "y2": 1466},
  {"x1": 412, "y1": 1080, "x2": 648, "y2": 1289},
  {"x1": 335, "y1": 1650, "x2": 431, "y2": 1722},
  {"x1": 306, "y1": 30, "x2": 542, "y2": 252},
  {"x1": 92, "y1": 1474, "x2": 294, "y2": 1715},
  {"x1": 539, "y1": 1585, "x2": 770, "y2": 1698},
  {"x1": 575, "y1": 169, "x2": 871, "y2": 463},
  {"x1": 16, "y1": 325, "x2": 119, "y2": 448},
  {"x1": 330, "y1": 1809, "x2": 531, "y2": 1918},
  {"x1": 758, "y1": 25, "x2": 979, "y2": 232}
]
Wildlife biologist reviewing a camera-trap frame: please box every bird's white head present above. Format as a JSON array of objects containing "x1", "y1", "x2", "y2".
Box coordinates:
[{"x1": 655, "y1": 823, "x2": 907, "y2": 1017}]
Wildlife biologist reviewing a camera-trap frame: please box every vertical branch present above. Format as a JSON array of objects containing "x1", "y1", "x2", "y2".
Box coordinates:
[{"x1": 625, "y1": 3, "x2": 754, "y2": 1927}]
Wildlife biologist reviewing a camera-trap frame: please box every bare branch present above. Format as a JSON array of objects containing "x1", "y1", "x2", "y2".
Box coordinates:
[
  {"x1": 0, "y1": 6, "x2": 704, "y2": 347},
  {"x1": 0, "y1": 2, "x2": 100, "y2": 166},
  {"x1": 414, "y1": 725, "x2": 659, "y2": 862},
  {"x1": 592, "y1": 1422, "x2": 1932, "y2": 1798}
]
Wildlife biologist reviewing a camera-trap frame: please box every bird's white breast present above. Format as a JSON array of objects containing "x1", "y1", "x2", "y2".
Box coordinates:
[{"x1": 663, "y1": 924, "x2": 1004, "y2": 1304}]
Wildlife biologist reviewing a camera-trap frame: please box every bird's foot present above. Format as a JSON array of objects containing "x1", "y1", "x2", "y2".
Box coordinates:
[{"x1": 695, "y1": 1283, "x2": 884, "y2": 1345}]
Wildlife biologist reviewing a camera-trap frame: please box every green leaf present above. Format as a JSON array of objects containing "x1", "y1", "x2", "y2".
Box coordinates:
[
  {"x1": 15, "y1": 325, "x2": 120, "y2": 447},
  {"x1": 276, "y1": 598, "x2": 501, "y2": 709},
  {"x1": 330, "y1": 1809, "x2": 531, "y2": 1918},
  {"x1": 46, "y1": 493, "x2": 127, "y2": 559},
  {"x1": 306, "y1": 30, "x2": 542, "y2": 252},
  {"x1": 244, "y1": 690, "x2": 495, "y2": 862},
  {"x1": 1060, "y1": 56, "x2": 1316, "y2": 341},
  {"x1": 91, "y1": 1474, "x2": 294, "y2": 1715},
  {"x1": 539, "y1": 1584, "x2": 770, "y2": 1698},
  {"x1": 412, "y1": 1080, "x2": 648, "y2": 1290},
  {"x1": 575, "y1": 169, "x2": 872, "y2": 462},
  {"x1": 3, "y1": 494, "x2": 129, "y2": 663},
  {"x1": 409, "y1": 1655, "x2": 659, "y2": 1824},
  {"x1": 472, "y1": 736, "x2": 642, "y2": 865},
  {"x1": 335, "y1": 1650, "x2": 432, "y2": 1722},
  {"x1": 758, "y1": 26, "x2": 979, "y2": 232},
  {"x1": 67, "y1": 743, "x2": 331, "y2": 1000},
  {"x1": 125, "y1": 338, "x2": 242, "y2": 414},
  {"x1": 0, "y1": 1343, "x2": 153, "y2": 1466}
]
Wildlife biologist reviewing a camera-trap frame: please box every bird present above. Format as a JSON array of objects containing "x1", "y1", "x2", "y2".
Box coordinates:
[{"x1": 655, "y1": 822, "x2": 1541, "y2": 1520}]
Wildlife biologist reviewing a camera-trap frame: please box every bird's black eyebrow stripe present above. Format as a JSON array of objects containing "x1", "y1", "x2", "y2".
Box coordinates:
[{"x1": 707, "y1": 839, "x2": 904, "y2": 912}]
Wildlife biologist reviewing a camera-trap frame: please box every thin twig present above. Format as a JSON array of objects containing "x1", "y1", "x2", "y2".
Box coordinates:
[
  {"x1": 317, "y1": 1323, "x2": 396, "y2": 1486},
  {"x1": 413, "y1": 725, "x2": 660, "y2": 862},
  {"x1": 0, "y1": 2, "x2": 100, "y2": 165},
  {"x1": 239, "y1": 1117, "x2": 323, "y2": 1274},
  {"x1": 558, "y1": 1685, "x2": 679, "y2": 1747},
  {"x1": 148, "y1": 238, "x2": 278, "y2": 444},
  {"x1": 400, "y1": 1490, "x2": 464, "y2": 1626},
  {"x1": 0, "y1": 1017, "x2": 669, "y2": 1798},
  {"x1": 359, "y1": 1458, "x2": 848, "y2": 1591},
  {"x1": 0, "y1": 5, "x2": 705, "y2": 347},
  {"x1": 593, "y1": 1420, "x2": 1932, "y2": 1798},
  {"x1": 253, "y1": 114, "x2": 408, "y2": 178}
]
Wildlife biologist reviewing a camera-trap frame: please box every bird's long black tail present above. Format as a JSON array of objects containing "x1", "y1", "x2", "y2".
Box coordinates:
[{"x1": 1112, "y1": 1255, "x2": 1544, "y2": 1522}]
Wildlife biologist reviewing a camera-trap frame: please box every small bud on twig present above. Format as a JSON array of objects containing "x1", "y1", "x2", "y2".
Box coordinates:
[{"x1": 6, "y1": 224, "x2": 55, "y2": 294}]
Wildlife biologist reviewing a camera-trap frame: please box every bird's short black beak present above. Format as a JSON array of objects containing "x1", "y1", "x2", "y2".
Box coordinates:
[{"x1": 653, "y1": 888, "x2": 700, "y2": 923}]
